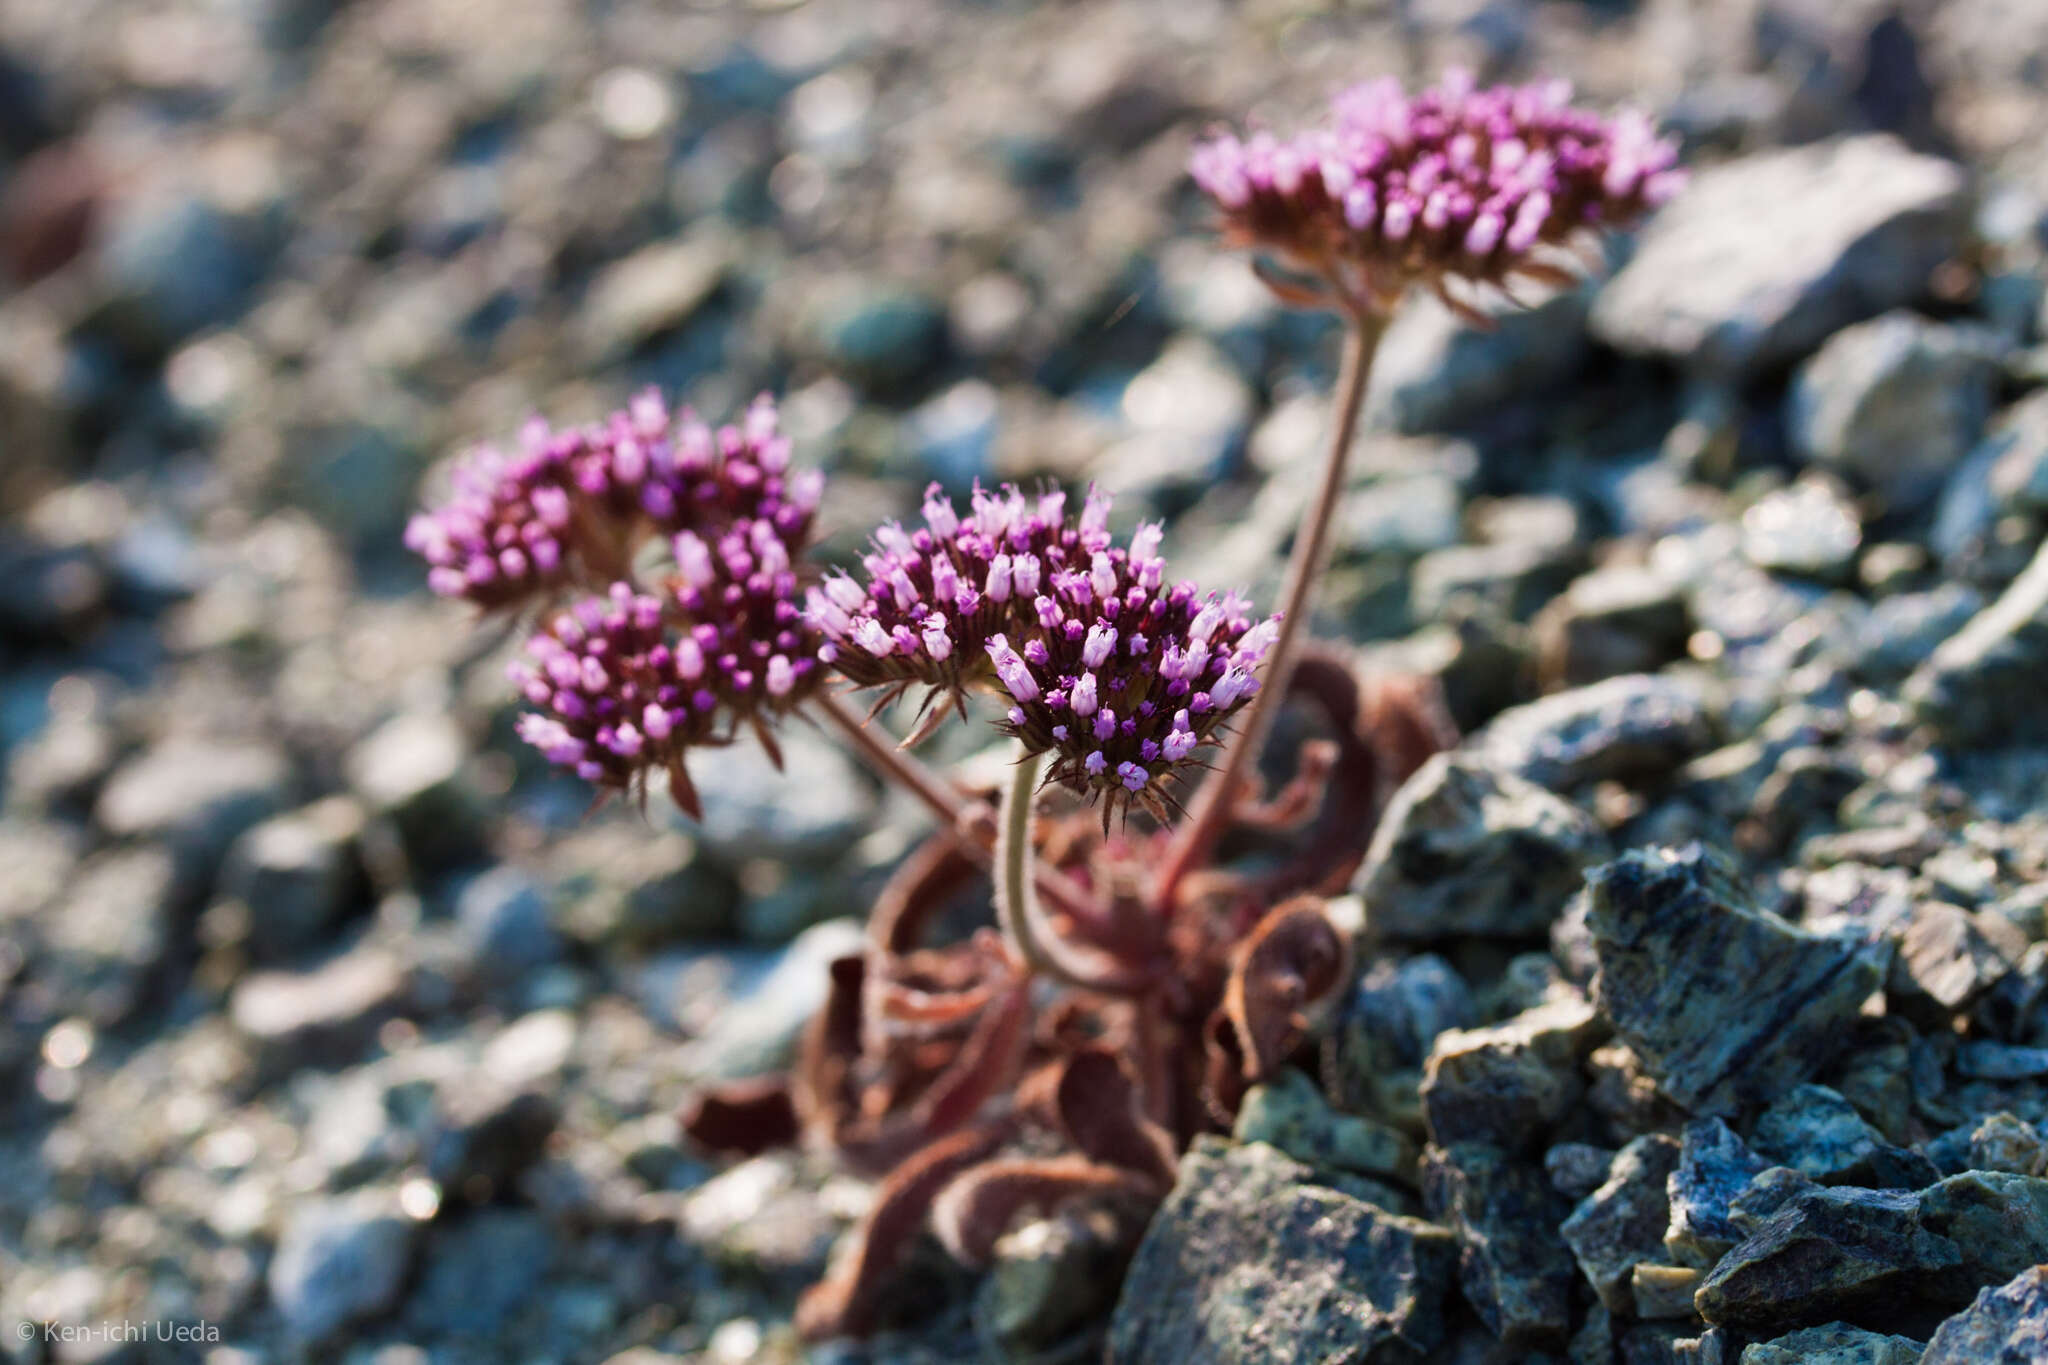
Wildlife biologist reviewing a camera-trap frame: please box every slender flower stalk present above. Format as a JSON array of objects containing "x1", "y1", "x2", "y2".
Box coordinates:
[
  {"x1": 1153, "y1": 312, "x2": 1382, "y2": 906},
  {"x1": 1157, "y1": 70, "x2": 1682, "y2": 908}
]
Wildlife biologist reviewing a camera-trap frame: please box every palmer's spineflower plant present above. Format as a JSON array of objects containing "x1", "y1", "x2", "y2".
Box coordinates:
[
  {"x1": 807, "y1": 482, "x2": 1281, "y2": 822},
  {"x1": 409, "y1": 64, "x2": 1677, "y2": 1350}
]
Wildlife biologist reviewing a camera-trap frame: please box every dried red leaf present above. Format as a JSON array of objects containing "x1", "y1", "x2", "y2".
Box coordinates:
[
  {"x1": 1218, "y1": 897, "x2": 1351, "y2": 1085},
  {"x1": 1359, "y1": 669, "x2": 1460, "y2": 805},
  {"x1": 869, "y1": 831, "x2": 983, "y2": 955},
  {"x1": 1052, "y1": 1046, "x2": 1178, "y2": 1192},
  {"x1": 796, "y1": 1119, "x2": 1014, "y2": 1341},
  {"x1": 679, "y1": 1074, "x2": 800, "y2": 1157}
]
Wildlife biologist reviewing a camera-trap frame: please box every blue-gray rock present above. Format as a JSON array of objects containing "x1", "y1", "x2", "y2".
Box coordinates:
[
  {"x1": 1477, "y1": 674, "x2": 1715, "y2": 792},
  {"x1": 1232, "y1": 1067, "x2": 1417, "y2": 1189},
  {"x1": 1889, "y1": 901, "x2": 2025, "y2": 1017},
  {"x1": 552, "y1": 823, "x2": 734, "y2": 947},
  {"x1": 1694, "y1": 1185, "x2": 1955, "y2": 1331},
  {"x1": 1591, "y1": 135, "x2": 1968, "y2": 381},
  {"x1": 425, "y1": 1079, "x2": 560, "y2": 1202},
  {"x1": 43, "y1": 845, "x2": 180, "y2": 1025},
  {"x1": 1108, "y1": 1137, "x2": 1454, "y2": 1365},
  {"x1": 1094, "y1": 337, "x2": 1252, "y2": 498},
  {"x1": 215, "y1": 797, "x2": 366, "y2": 960},
  {"x1": 1366, "y1": 287, "x2": 1591, "y2": 434},
  {"x1": 455, "y1": 865, "x2": 563, "y2": 980},
  {"x1": 1421, "y1": 1140, "x2": 1576, "y2": 1348},
  {"x1": 267, "y1": 1189, "x2": 416, "y2": 1342},
  {"x1": 1420, "y1": 995, "x2": 1607, "y2": 1152},
  {"x1": 1560, "y1": 1134, "x2": 1682, "y2": 1314},
  {"x1": 814, "y1": 284, "x2": 946, "y2": 389},
  {"x1": 680, "y1": 917, "x2": 865, "y2": 1080},
  {"x1": 1356, "y1": 752, "x2": 1609, "y2": 942},
  {"x1": 1984, "y1": 388, "x2": 2048, "y2": 513},
  {"x1": 1750, "y1": 1084, "x2": 1936, "y2": 1188},
  {"x1": 1961, "y1": 1112, "x2": 2046, "y2": 1175},
  {"x1": 576, "y1": 235, "x2": 731, "y2": 364},
  {"x1": 678, "y1": 727, "x2": 873, "y2": 865},
  {"x1": 905, "y1": 379, "x2": 998, "y2": 486},
  {"x1": 1850, "y1": 584, "x2": 1984, "y2": 682},
  {"x1": 96, "y1": 737, "x2": 292, "y2": 888},
  {"x1": 96, "y1": 185, "x2": 256, "y2": 349},
  {"x1": 1956, "y1": 1040, "x2": 2048, "y2": 1080},
  {"x1": 1737, "y1": 1323, "x2": 1923, "y2": 1365},
  {"x1": 1410, "y1": 539, "x2": 1583, "y2": 623},
  {"x1": 979, "y1": 1212, "x2": 1133, "y2": 1358},
  {"x1": 1917, "y1": 1170, "x2": 2048, "y2": 1293},
  {"x1": 1920, "y1": 1265, "x2": 2048, "y2": 1364},
  {"x1": 1740, "y1": 477, "x2": 1863, "y2": 582},
  {"x1": 1329, "y1": 954, "x2": 1475, "y2": 1124},
  {"x1": 230, "y1": 946, "x2": 408, "y2": 1066},
  {"x1": 344, "y1": 710, "x2": 485, "y2": 869},
  {"x1": 1585, "y1": 846, "x2": 1887, "y2": 1115},
  {"x1": 410, "y1": 1208, "x2": 552, "y2": 1336},
  {"x1": 1786, "y1": 312, "x2": 2000, "y2": 512},
  {"x1": 1534, "y1": 566, "x2": 1692, "y2": 689},
  {"x1": 1906, "y1": 537, "x2": 2048, "y2": 746}
]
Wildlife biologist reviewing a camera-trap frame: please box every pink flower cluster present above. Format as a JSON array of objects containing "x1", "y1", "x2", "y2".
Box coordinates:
[
  {"x1": 408, "y1": 392, "x2": 825, "y2": 808},
  {"x1": 805, "y1": 484, "x2": 1280, "y2": 815},
  {"x1": 1189, "y1": 70, "x2": 1682, "y2": 302}
]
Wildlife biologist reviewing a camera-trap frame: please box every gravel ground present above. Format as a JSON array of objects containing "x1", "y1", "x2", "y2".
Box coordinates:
[{"x1": 7, "y1": 0, "x2": 2048, "y2": 1362}]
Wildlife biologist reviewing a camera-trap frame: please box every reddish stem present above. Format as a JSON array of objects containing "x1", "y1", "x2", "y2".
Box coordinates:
[{"x1": 1151, "y1": 307, "x2": 1385, "y2": 911}]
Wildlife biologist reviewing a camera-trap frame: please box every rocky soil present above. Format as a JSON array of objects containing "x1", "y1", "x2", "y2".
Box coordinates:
[{"x1": 7, "y1": 0, "x2": 2048, "y2": 1362}]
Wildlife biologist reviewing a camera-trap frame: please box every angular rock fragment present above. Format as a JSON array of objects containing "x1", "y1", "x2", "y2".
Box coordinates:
[
  {"x1": 1591, "y1": 135, "x2": 1968, "y2": 381},
  {"x1": 1422, "y1": 1141, "x2": 1576, "y2": 1349},
  {"x1": 979, "y1": 1211, "x2": 1132, "y2": 1359},
  {"x1": 1735, "y1": 1322, "x2": 1923, "y2": 1365},
  {"x1": 1420, "y1": 995, "x2": 1607, "y2": 1151},
  {"x1": 1920, "y1": 1265, "x2": 2048, "y2": 1364},
  {"x1": 1534, "y1": 566, "x2": 1692, "y2": 690},
  {"x1": 1330, "y1": 954, "x2": 1475, "y2": 1125},
  {"x1": 1963, "y1": 1112, "x2": 2046, "y2": 1174},
  {"x1": 1585, "y1": 846, "x2": 1886, "y2": 1115},
  {"x1": 1632, "y1": 1262, "x2": 1705, "y2": 1320},
  {"x1": 1478, "y1": 675, "x2": 1714, "y2": 792},
  {"x1": 1907, "y1": 537, "x2": 2048, "y2": 746},
  {"x1": 1665, "y1": 1118, "x2": 1771, "y2": 1269},
  {"x1": 1694, "y1": 1186, "x2": 1958, "y2": 1332},
  {"x1": 1356, "y1": 753, "x2": 1609, "y2": 941},
  {"x1": 1561, "y1": 1133, "x2": 1681, "y2": 1314},
  {"x1": 1233, "y1": 1068, "x2": 1417, "y2": 1186},
  {"x1": 1889, "y1": 901, "x2": 2025, "y2": 1018},
  {"x1": 1107, "y1": 1138, "x2": 1454, "y2": 1365},
  {"x1": 1786, "y1": 312, "x2": 1998, "y2": 513},
  {"x1": 1915, "y1": 1170, "x2": 2048, "y2": 1293},
  {"x1": 1750, "y1": 1085, "x2": 1936, "y2": 1188}
]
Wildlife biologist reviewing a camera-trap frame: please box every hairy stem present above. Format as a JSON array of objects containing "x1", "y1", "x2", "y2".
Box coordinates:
[
  {"x1": 995, "y1": 743, "x2": 1150, "y2": 995},
  {"x1": 1152, "y1": 309, "x2": 1385, "y2": 910},
  {"x1": 993, "y1": 746, "x2": 1044, "y2": 973}
]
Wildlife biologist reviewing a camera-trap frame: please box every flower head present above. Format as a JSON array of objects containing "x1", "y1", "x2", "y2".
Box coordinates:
[
  {"x1": 406, "y1": 390, "x2": 820, "y2": 612},
  {"x1": 1190, "y1": 70, "x2": 1683, "y2": 313},
  {"x1": 431, "y1": 391, "x2": 826, "y2": 814},
  {"x1": 510, "y1": 584, "x2": 725, "y2": 807},
  {"x1": 808, "y1": 483, "x2": 1279, "y2": 817}
]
